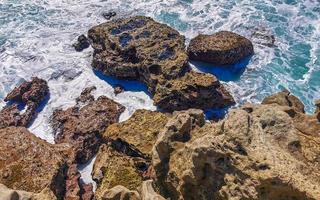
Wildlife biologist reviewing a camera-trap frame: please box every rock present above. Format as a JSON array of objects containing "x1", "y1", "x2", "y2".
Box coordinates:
[
  {"x1": 140, "y1": 180, "x2": 165, "y2": 200},
  {"x1": 80, "y1": 184, "x2": 95, "y2": 200},
  {"x1": 88, "y1": 16, "x2": 188, "y2": 93},
  {"x1": 0, "y1": 127, "x2": 67, "y2": 199},
  {"x1": 113, "y1": 85, "x2": 124, "y2": 95},
  {"x1": 0, "y1": 183, "x2": 33, "y2": 200},
  {"x1": 262, "y1": 90, "x2": 305, "y2": 113},
  {"x1": 73, "y1": 35, "x2": 90, "y2": 52},
  {"x1": 0, "y1": 77, "x2": 49, "y2": 128},
  {"x1": 101, "y1": 185, "x2": 140, "y2": 200},
  {"x1": 52, "y1": 95, "x2": 125, "y2": 164},
  {"x1": 153, "y1": 71, "x2": 235, "y2": 111},
  {"x1": 75, "y1": 86, "x2": 96, "y2": 105},
  {"x1": 103, "y1": 109, "x2": 169, "y2": 158},
  {"x1": 315, "y1": 99, "x2": 320, "y2": 114},
  {"x1": 102, "y1": 11, "x2": 117, "y2": 20},
  {"x1": 88, "y1": 16, "x2": 234, "y2": 111},
  {"x1": 92, "y1": 144, "x2": 146, "y2": 200},
  {"x1": 151, "y1": 104, "x2": 320, "y2": 200},
  {"x1": 188, "y1": 31, "x2": 254, "y2": 65}
]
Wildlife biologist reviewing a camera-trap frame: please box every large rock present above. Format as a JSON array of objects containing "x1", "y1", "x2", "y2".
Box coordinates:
[
  {"x1": 88, "y1": 16, "x2": 234, "y2": 111},
  {"x1": 0, "y1": 127, "x2": 67, "y2": 199},
  {"x1": 188, "y1": 31, "x2": 254, "y2": 65},
  {"x1": 0, "y1": 77, "x2": 49, "y2": 128},
  {"x1": 151, "y1": 104, "x2": 320, "y2": 199},
  {"x1": 52, "y1": 94, "x2": 125, "y2": 164},
  {"x1": 103, "y1": 109, "x2": 169, "y2": 158},
  {"x1": 153, "y1": 71, "x2": 235, "y2": 111},
  {"x1": 92, "y1": 145, "x2": 146, "y2": 200}
]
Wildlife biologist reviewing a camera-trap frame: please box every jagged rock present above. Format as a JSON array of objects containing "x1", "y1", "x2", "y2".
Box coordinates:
[
  {"x1": 75, "y1": 86, "x2": 97, "y2": 105},
  {"x1": 102, "y1": 11, "x2": 117, "y2": 20},
  {"x1": 151, "y1": 104, "x2": 320, "y2": 200},
  {"x1": 0, "y1": 77, "x2": 49, "y2": 128},
  {"x1": 101, "y1": 185, "x2": 140, "y2": 200},
  {"x1": 88, "y1": 16, "x2": 234, "y2": 111},
  {"x1": 188, "y1": 31, "x2": 254, "y2": 65},
  {"x1": 0, "y1": 127, "x2": 66, "y2": 199},
  {"x1": 73, "y1": 35, "x2": 90, "y2": 52},
  {"x1": 153, "y1": 71, "x2": 235, "y2": 111},
  {"x1": 140, "y1": 180, "x2": 165, "y2": 200},
  {"x1": 52, "y1": 95, "x2": 125, "y2": 164},
  {"x1": 0, "y1": 184, "x2": 58, "y2": 200},
  {"x1": 103, "y1": 109, "x2": 169, "y2": 158},
  {"x1": 92, "y1": 144, "x2": 147, "y2": 200},
  {"x1": 262, "y1": 90, "x2": 305, "y2": 113},
  {"x1": 81, "y1": 184, "x2": 95, "y2": 200},
  {"x1": 113, "y1": 85, "x2": 124, "y2": 95}
]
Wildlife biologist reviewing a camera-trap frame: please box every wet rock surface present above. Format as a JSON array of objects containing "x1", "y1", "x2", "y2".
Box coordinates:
[
  {"x1": 188, "y1": 31, "x2": 254, "y2": 65},
  {"x1": 73, "y1": 35, "x2": 90, "y2": 52},
  {"x1": 102, "y1": 11, "x2": 116, "y2": 20},
  {"x1": 0, "y1": 127, "x2": 66, "y2": 199},
  {"x1": 0, "y1": 77, "x2": 49, "y2": 128},
  {"x1": 52, "y1": 89, "x2": 125, "y2": 164},
  {"x1": 151, "y1": 102, "x2": 320, "y2": 200},
  {"x1": 88, "y1": 16, "x2": 234, "y2": 111}
]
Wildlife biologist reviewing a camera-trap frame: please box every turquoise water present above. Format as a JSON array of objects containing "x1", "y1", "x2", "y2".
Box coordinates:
[{"x1": 0, "y1": 0, "x2": 319, "y2": 117}]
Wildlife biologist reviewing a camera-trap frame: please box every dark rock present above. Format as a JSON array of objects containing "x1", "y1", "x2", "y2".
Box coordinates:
[
  {"x1": 113, "y1": 84, "x2": 124, "y2": 95},
  {"x1": 188, "y1": 31, "x2": 254, "y2": 65},
  {"x1": 73, "y1": 35, "x2": 90, "y2": 52},
  {"x1": 76, "y1": 86, "x2": 97, "y2": 105},
  {"x1": 52, "y1": 94, "x2": 125, "y2": 164},
  {"x1": 0, "y1": 127, "x2": 67, "y2": 199},
  {"x1": 81, "y1": 184, "x2": 94, "y2": 200},
  {"x1": 153, "y1": 71, "x2": 235, "y2": 111},
  {"x1": 102, "y1": 11, "x2": 116, "y2": 20},
  {"x1": 0, "y1": 77, "x2": 49, "y2": 128},
  {"x1": 315, "y1": 100, "x2": 320, "y2": 115}
]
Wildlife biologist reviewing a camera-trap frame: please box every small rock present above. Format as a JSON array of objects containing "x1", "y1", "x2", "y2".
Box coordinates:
[
  {"x1": 73, "y1": 34, "x2": 90, "y2": 52},
  {"x1": 113, "y1": 84, "x2": 124, "y2": 95},
  {"x1": 76, "y1": 86, "x2": 97, "y2": 105},
  {"x1": 102, "y1": 11, "x2": 117, "y2": 20},
  {"x1": 188, "y1": 31, "x2": 254, "y2": 65}
]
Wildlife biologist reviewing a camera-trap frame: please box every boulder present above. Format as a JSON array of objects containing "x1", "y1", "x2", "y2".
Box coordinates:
[
  {"x1": 153, "y1": 71, "x2": 235, "y2": 111},
  {"x1": 103, "y1": 109, "x2": 169, "y2": 158},
  {"x1": 102, "y1": 11, "x2": 117, "y2": 20},
  {"x1": 92, "y1": 145, "x2": 146, "y2": 200},
  {"x1": 52, "y1": 94, "x2": 125, "y2": 164},
  {"x1": 151, "y1": 105, "x2": 320, "y2": 200},
  {"x1": 0, "y1": 127, "x2": 67, "y2": 199},
  {"x1": 88, "y1": 16, "x2": 234, "y2": 111},
  {"x1": 188, "y1": 31, "x2": 254, "y2": 65},
  {"x1": 0, "y1": 77, "x2": 49, "y2": 128},
  {"x1": 73, "y1": 35, "x2": 90, "y2": 52},
  {"x1": 262, "y1": 90, "x2": 305, "y2": 113}
]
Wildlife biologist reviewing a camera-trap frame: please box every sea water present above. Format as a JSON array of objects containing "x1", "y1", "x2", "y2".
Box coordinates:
[{"x1": 0, "y1": 0, "x2": 319, "y2": 185}]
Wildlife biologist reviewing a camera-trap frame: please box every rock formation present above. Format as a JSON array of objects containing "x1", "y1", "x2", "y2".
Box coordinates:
[
  {"x1": 0, "y1": 77, "x2": 49, "y2": 128},
  {"x1": 188, "y1": 31, "x2": 254, "y2": 65},
  {"x1": 52, "y1": 88, "x2": 125, "y2": 164},
  {"x1": 88, "y1": 16, "x2": 234, "y2": 111},
  {"x1": 73, "y1": 35, "x2": 90, "y2": 52}
]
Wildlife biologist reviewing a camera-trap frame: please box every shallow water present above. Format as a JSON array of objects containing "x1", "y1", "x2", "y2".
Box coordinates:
[{"x1": 1, "y1": 0, "x2": 319, "y2": 185}]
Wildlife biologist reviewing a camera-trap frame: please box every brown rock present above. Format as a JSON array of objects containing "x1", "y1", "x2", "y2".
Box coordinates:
[
  {"x1": 75, "y1": 86, "x2": 96, "y2": 105},
  {"x1": 81, "y1": 184, "x2": 95, "y2": 200},
  {"x1": 0, "y1": 77, "x2": 49, "y2": 128},
  {"x1": 103, "y1": 109, "x2": 169, "y2": 158},
  {"x1": 262, "y1": 90, "x2": 305, "y2": 113},
  {"x1": 153, "y1": 71, "x2": 235, "y2": 111},
  {"x1": 101, "y1": 185, "x2": 140, "y2": 200},
  {"x1": 188, "y1": 31, "x2": 254, "y2": 65},
  {"x1": 0, "y1": 127, "x2": 67, "y2": 199},
  {"x1": 113, "y1": 85, "x2": 124, "y2": 95},
  {"x1": 52, "y1": 95, "x2": 125, "y2": 164},
  {"x1": 140, "y1": 180, "x2": 165, "y2": 200},
  {"x1": 315, "y1": 99, "x2": 320, "y2": 114}
]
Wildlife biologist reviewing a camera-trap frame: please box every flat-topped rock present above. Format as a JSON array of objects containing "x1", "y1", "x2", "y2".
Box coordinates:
[
  {"x1": 0, "y1": 127, "x2": 66, "y2": 199},
  {"x1": 188, "y1": 31, "x2": 254, "y2": 65}
]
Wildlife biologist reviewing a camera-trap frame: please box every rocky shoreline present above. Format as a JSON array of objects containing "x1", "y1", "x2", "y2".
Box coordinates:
[{"x1": 0, "y1": 15, "x2": 319, "y2": 200}]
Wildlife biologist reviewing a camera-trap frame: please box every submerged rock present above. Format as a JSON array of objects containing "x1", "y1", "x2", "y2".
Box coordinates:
[
  {"x1": 88, "y1": 16, "x2": 234, "y2": 111},
  {"x1": 188, "y1": 31, "x2": 254, "y2": 65},
  {"x1": 153, "y1": 71, "x2": 235, "y2": 111},
  {"x1": 0, "y1": 77, "x2": 49, "y2": 128},
  {"x1": 102, "y1": 11, "x2": 116, "y2": 20},
  {"x1": 52, "y1": 91, "x2": 125, "y2": 164},
  {"x1": 151, "y1": 103, "x2": 320, "y2": 199},
  {"x1": 73, "y1": 35, "x2": 90, "y2": 52},
  {"x1": 0, "y1": 127, "x2": 66, "y2": 199}
]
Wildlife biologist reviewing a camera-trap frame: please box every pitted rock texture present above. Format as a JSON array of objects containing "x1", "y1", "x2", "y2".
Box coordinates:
[
  {"x1": 151, "y1": 104, "x2": 320, "y2": 200},
  {"x1": 153, "y1": 71, "x2": 235, "y2": 111},
  {"x1": 92, "y1": 144, "x2": 147, "y2": 200},
  {"x1": 52, "y1": 94, "x2": 125, "y2": 164},
  {"x1": 0, "y1": 77, "x2": 49, "y2": 128},
  {"x1": 103, "y1": 109, "x2": 169, "y2": 158},
  {"x1": 88, "y1": 16, "x2": 234, "y2": 111},
  {"x1": 88, "y1": 16, "x2": 188, "y2": 93},
  {"x1": 188, "y1": 31, "x2": 254, "y2": 65},
  {"x1": 0, "y1": 127, "x2": 66, "y2": 199}
]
